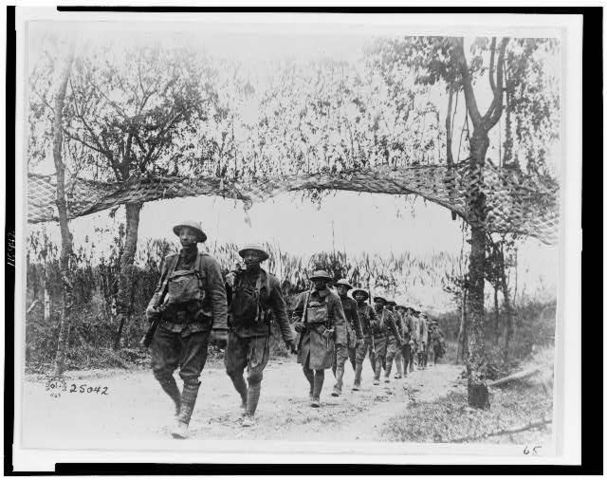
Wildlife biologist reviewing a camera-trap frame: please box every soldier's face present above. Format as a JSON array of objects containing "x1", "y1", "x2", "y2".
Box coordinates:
[
  {"x1": 243, "y1": 250, "x2": 263, "y2": 269},
  {"x1": 179, "y1": 227, "x2": 198, "y2": 247},
  {"x1": 313, "y1": 279, "x2": 327, "y2": 290},
  {"x1": 375, "y1": 300, "x2": 385, "y2": 311},
  {"x1": 354, "y1": 293, "x2": 366, "y2": 303},
  {"x1": 337, "y1": 285, "x2": 349, "y2": 296}
]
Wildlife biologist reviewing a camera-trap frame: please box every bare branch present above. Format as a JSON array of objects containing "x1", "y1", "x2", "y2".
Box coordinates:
[
  {"x1": 486, "y1": 37, "x2": 510, "y2": 127},
  {"x1": 63, "y1": 129, "x2": 110, "y2": 157},
  {"x1": 489, "y1": 37, "x2": 497, "y2": 94}
]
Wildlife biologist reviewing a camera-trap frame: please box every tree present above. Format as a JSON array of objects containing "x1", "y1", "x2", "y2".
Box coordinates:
[
  {"x1": 367, "y1": 35, "x2": 558, "y2": 407},
  {"x1": 52, "y1": 44, "x2": 76, "y2": 376},
  {"x1": 64, "y1": 44, "x2": 215, "y2": 347}
]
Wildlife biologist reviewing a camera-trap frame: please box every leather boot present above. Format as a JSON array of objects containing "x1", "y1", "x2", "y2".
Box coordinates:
[
  {"x1": 229, "y1": 373, "x2": 248, "y2": 415},
  {"x1": 332, "y1": 366, "x2": 344, "y2": 397},
  {"x1": 352, "y1": 363, "x2": 363, "y2": 391},
  {"x1": 171, "y1": 383, "x2": 199, "y2": 439},
  {"x1": 311, "y1": 371, "x2": 324, "y2": 407},
  {"x1": 395, "y1": 355, "x2": 403, "y2": 378},
  {"x1": 384, "y1": 357, "x2": 392, "y2": 382},
  {"x1": 246, "y1": 383, "x2": 261, "y2": 417},
  {"x1": 303, "y1": 367, "x2": 314, "y2": 400},
  {"x1": 373, "y1": 358, "x2": 381, "y2": 385},
  {"x1": 242, "y1": 383, "x2": 261, "y2": 427},
  {"x1": 158, "y1": 376, "x2": 181, "y2": 416}
]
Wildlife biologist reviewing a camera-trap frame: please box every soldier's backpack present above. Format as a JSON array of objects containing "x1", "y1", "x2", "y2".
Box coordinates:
[
  {"x1": 166, "y1": 254, "x2": 206, "y2": 305},
  {"x1": 231, "y1": 274, "x2": 265, "y2": 324}
]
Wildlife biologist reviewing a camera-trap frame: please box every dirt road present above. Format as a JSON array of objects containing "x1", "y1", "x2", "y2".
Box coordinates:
[{"x1": 20, "y1": 358, "x2": 462, "y2": 448}]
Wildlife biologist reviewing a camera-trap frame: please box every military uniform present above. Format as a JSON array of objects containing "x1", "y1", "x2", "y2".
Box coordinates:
[
  {"x1": 225, "y1": 266, "x2": 294, "y2": 420},
  {"x1": 293, "y1": 283, "x2": 347, "y2": 405},
  {"x1": 408, "y1": 311, "x2": 420, "y2": 371},
  {"x1": 428, "y1": 324, "x2": 446, "y2": 365},
  {"x1": 370, "y1": 305, "x2": 401, "y2": 384},
  {"x1": 417, "y1": 314, "x2": 429, "y2": 368},
  {"x1": 398, "y1": 309, "x2": 415, "y2": 376},
  {"x1": 332, "y1": 294, "x2": 363, "y2": 395},
  {"x1": 353, "y1": 298, "x2": 377, "y2": 389},
  {"x1": 147, "y1": 238, "x2": 228, "y2": 438},
  {"x1": 384, "y1": 303, "x2": 403, "y2": 380}
]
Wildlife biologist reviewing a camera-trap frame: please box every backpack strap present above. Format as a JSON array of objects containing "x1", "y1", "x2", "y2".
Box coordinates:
[
  {"x1": 255, "y1": 273, "x2": 265, "y2": 321},
  {"x1": 302, "y1": 290, "x2": 311, "y2": 323},
  {"x1": 194, "y1": 253, "x2": 207, "y2": 295}
]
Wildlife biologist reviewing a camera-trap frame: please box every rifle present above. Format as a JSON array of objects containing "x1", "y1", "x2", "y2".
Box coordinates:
[
  {"x1": 140, "y1": 315, "x2": 161, "y2": 349},
  {"x1": 140, "y1": 266, "x2": 171, "y2": 349}
]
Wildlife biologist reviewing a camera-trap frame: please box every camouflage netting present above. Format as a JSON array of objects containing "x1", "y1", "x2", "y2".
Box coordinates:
[{"x1": 27, "y1": 162, "x2": 559, "y2": 245}]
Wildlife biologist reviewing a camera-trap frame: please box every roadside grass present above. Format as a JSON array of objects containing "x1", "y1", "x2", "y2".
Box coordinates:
[{"x1": 382, "y1": 377, "x2": 553, "y2": 445}]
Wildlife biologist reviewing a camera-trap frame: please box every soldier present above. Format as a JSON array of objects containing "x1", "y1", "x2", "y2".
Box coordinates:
[
  {"x1": 396, "y1": 304, "x2": 413, "y2": 377},
  {"x1": 417, "y1": 311, "x2": 429, "y2": 369},
  {"x1": 370, "y1": 296, "x2": 402, "y2": 385},
  {"x1": 292, "y1": 270, "x2": 347, "y2": 407},
  {"x1": 351, "y1": 288, "x2": 377, "y2": 391},
  {"x1": 145, "y1": 220, "x2": 228, "y2": 439},
  {"x1": 331, "y1": 279, "x2": 363, "y2": 397},
  {"x1": 428, "y1": 321, "x2": 446, "y2": 366},
  {"x1": 224, "y1": 244, "x2": 297, "y2": 427},
  {"x1": 408, "y1": 307, "x2": 420, "y2": 372},
  {"x1": 384, "y1": 300, "x2": 404, "y2": 380}
]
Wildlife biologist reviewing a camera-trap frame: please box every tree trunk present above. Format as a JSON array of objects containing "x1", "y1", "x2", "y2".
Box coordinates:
[
  {"x1": 456, "y1": 287, "x2": 467, "y2": 364},
  {"x1": 53, "y1": 47, "x2": 75, "y2": 378},
  {"x1": 445, "y1": 84, "x2": 457, "y2": 221},
  {"x1": 502, "y1": 249, "x2": 515, "y2": 363},
  {"x1": 43, "y1": 279, "x2": 51, "y2": 322},
  {"x1": 466, "y1": 129, "x2": 490, "y2": 409},
  {"x1": 114, "y1": 201, "x2": 143, "y2": 349},
  {"x1": 493, "y1": 283, "x2": 500, "y2": 345}
]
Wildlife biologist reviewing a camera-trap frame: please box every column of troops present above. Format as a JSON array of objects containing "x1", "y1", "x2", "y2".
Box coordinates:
[{"x1": 145, "y1": 220, "x2": 446, "y2": 438}]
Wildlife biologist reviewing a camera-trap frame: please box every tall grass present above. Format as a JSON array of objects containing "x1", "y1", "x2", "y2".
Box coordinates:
[{"x1": 25, "y1": 230, "x2": 555, "y2": 373}]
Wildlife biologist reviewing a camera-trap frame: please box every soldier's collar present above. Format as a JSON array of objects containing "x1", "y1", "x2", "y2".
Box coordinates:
[{"x1": 179, "y1": 245, "x2": 198, "y2": 258}]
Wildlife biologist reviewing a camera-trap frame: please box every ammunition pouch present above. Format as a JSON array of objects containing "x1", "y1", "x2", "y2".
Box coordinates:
[{"x1": 160, "y1": 300, "x2": 207, "y2": 325}]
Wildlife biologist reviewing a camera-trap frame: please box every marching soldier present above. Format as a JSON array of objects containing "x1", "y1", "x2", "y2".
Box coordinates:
[
  {"x1": 384, "y1": 300, "x2": 404, "y2": 380},
  {"x1": 396, "y1": 304, "x2": 413, "y2": 377},
  {"x1": 292, "y1": 270, "x2": 347, "y2": 407},
  {"x1": 370, "y1": 296, "x2": 402, "y2": 385},
  {"x1": 351, "y1": 288, "x2": 377, "y2": 391},
  {"x1": 145, "y1": 220, "x2": 228, "y2": 439},
  {"x1": 408, "y1": 307, "x2": 421, "y2": 372},
  {"x1": 428, "y1": 320, "x2": 446, "y2": 366},
  {"x1": 332, "y1": 279, "x2": 363, "y2": 396},
  {"x1": 224, "y1": 244, "x2": 297, "y2": 427},
  {"x1": 417, "y1": 311, "x2": 429, "y2": 369}
]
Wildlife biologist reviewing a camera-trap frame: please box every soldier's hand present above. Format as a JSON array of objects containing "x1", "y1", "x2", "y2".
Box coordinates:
[
  {"x1": 322, "y1": 328, "x2": 334, "y2": 340},
  {"x1": 294, "y1": 322, "x2": 306, "y2": 333},
  {"x1": 286, "y1": 340, "x2": 297, "y2": 354},
  {"x1": 145, "y1": 307, "x2": 159, "y2": 322},
  {"x1": 356, "y1": 338, "x2": 364, "y2": 346},
  {"x1": 225, "y1": 271, "x2": 237, "y2": 288}
]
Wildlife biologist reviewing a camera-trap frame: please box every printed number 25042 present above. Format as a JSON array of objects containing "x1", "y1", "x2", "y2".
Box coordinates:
[{"x1": 68, "y1": 384, "x2": 109, "y2": 395}]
